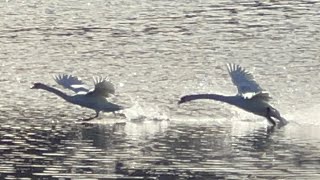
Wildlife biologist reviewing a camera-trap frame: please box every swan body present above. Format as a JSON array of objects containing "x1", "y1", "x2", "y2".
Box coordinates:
[
  {"x1": 178, "y1": 64, "x2": 288, "y2": 127},
  {"x1": 31, "y1": 74, "x2": 123, "y2": 120}
]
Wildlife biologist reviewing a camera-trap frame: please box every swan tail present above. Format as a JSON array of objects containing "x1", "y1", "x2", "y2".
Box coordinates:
[{"x1": 278, "y1": 116, "x2": 289, "y2": 127}]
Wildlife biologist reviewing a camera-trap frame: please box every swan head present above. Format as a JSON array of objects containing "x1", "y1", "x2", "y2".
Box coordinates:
[
  {"x1": 178, "y1": 95, "x2": 192, "y2": 105},
  {"x1": 31, "y1": 82, "x2": 45, "y2": 89}
]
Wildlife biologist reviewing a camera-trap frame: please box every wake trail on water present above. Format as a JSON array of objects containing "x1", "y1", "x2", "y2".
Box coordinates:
[{"x1": 284, "y1": 104, "x2": 320, "y2": 126}]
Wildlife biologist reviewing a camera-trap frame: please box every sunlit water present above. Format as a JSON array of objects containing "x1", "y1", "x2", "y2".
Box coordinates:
[{"x1": 1, "y1": 0, "x2": 320, "y2": 179}]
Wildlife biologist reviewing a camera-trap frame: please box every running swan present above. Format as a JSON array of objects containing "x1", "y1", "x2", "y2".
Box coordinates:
[
  {"x1": 31, "y1": 74, "x2": 123, "y2": 121},
  {"x1": 178, "y1": 64, "x2": 288, "y2": 127}
]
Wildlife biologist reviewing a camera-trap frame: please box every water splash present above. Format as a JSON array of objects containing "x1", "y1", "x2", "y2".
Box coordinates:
[{"x1": 122, "y1": 101, "x2": 169, "y2": 121}]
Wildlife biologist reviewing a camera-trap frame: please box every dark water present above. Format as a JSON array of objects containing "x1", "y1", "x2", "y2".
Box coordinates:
[
  {"x1": 1, "y1": 0, "x2": 320, "y2": 179},
  {"x1": 1, "y1": 115, "x2": 320, "y2": 179}
]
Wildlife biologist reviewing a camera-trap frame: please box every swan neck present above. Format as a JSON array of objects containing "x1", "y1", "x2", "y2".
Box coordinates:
[
  {"x1": 39, "y1": 85, "x2": 69, "y2": 100},
  {"x1": 185, "y1": 94, "x2": 233, "y2": 103},
  {"x1": 184, "y1": 94, "x2": 234, "y2": 104}
]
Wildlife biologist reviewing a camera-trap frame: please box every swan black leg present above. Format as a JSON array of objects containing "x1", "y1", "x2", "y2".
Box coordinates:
[
  {"x1": 267, "y1": 125, "x2": 275, "y2": 134},
  {"x1": 266, "y1": 107, "x2": 276, "y2": 127}
]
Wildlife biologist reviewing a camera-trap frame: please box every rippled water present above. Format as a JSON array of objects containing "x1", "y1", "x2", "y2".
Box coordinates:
[{"x1": 1, "y1": 0, "x2": 320, "y2": 179}]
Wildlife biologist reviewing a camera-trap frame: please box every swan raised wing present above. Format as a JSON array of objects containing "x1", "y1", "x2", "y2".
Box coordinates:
[
  {"x1": 227, "y1": 64, "x2": 270, "y2": 101},
  {"x1": 86, "y1": 76, "x2": 115, "y2": 97},
  {"x1": 53, "y1": 74, "x2": 89, "y2": 94}
]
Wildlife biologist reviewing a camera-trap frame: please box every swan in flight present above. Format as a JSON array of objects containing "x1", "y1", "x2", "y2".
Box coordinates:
[
  {"x1": 178, "y1": 64, "x2": 288, "y2": 127},
  {"x1": 31, "y1": 74, "x2": 123, "y2": 121}
]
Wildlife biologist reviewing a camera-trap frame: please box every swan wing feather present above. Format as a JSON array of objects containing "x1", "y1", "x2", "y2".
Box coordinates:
[
  {"x1": 53, "y1": 74, "x2": 89, "y2": 93},
  {"x1": 253, "y1": 92, "x2": 271, "y2": 101},
  {"x1": 243, "y1": 91, "x2": 271, "y2": 101},
  {"x1": 86, "y1": 76, "x2": 115, "y2": 97},
  {"x1": 227, "y1": 64, "x2": 271, "y2": 101}
]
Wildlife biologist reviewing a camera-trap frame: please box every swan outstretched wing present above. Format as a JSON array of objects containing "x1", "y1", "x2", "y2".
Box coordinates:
[
  {"x1": 227, "y1": 64, "x2": 270, "y2": 100},
  {"x1": 86, "y1": 76, "x2": 115, "y2": 97},
  {"x1": 53, "y1": 74, "x2": 89, "y2": 94}
]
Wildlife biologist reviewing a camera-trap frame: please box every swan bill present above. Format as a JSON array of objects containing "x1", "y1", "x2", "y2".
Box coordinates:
[
  {"x1": 178, "y1": 95, "x2": 191, "y2": 105},
  {"x1": 31, "y1": 83, "x2": 43, "y2": 89}
]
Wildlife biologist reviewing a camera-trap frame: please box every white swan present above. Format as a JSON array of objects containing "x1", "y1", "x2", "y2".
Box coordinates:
[
  {"x1": 31, "y1": 74, "x2": 123, "y2": 121},
  {"x1": 178, "y1": 64, "x2": 288, "y2": 127}
]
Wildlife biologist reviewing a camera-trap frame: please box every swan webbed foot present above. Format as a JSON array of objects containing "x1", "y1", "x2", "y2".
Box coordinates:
[
  {"x1": 81, "y1": 116, "x2": 97, "y2": 121},
  {"x1": 112, "y1": 111, "x2": 126, "y2": 118}
]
